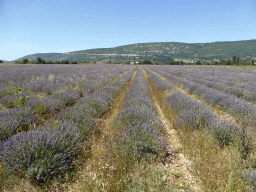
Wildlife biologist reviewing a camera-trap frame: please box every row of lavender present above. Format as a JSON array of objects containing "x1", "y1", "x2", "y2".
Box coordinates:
[
  {"x1": 154, "y1": 65, "x2": 256, "y2": 104},
  {"x1": 0, "y1": 66, "x2": 136, "y2": 184},
  {"x1": 147, "y1": 66, "x2": 256, "y2": 128},
  {"x1": 109, "y1": 67, "x2": 169, "y2": 166},
  {"x1": 144, "y1": 67, "x2": 236, "y2": 146},
  {"x1": 0, "y1": 64, "x2": 121, "y2": 89},
  {"x1": 0, "y1": 65, "x2": 132, "y2": 141},
  {"x1": 0, "y1": 64, "x2": 128, "y2": 110},
  {"x1": 176, "y1": 68, "x2": 256, "y2": 103},
  {"x1": 144, "y1": 67, "x2": 256, "y2": 190},
  {"x1": 156, "y1": 65, "x2": 256, "y2": 86}
]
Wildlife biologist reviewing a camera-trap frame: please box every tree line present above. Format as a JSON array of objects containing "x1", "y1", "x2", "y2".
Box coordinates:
[
  {"x1": 13, "y1": 57, "x2": 80, "y2": 64},
  {"x1": 0, "y1": 56, "x2": 254, "y2": 65}
]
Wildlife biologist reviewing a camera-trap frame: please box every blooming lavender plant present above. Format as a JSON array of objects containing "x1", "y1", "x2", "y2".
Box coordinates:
[
  {"x1": 0, "y1": 107, "x2": 36, "y2": 140},
  {"x1": 52, "y1": 88, "x2": 81, "y2": 106},
  {"x1": 33, "y1": 97, "x2": 64, "y2": 118},
  {"x1": 109, "y1": 123, "x2": 168, "y2": 162},
  {"x1": 0, "y1": 95, "x2": 17, "y2": 108},
  {"x1": 241, "y1": 168, "x2": 256, "y2": 191},
  {"x1": 207, "y1": 119, "x2": 236, "y2": 146},
  {"x1": 0, "y1": 121, "x2": 83, "y2": 183}
]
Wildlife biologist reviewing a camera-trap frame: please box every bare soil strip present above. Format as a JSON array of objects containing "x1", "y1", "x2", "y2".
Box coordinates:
[
  {"x1": 58, "y1": 67, "x2": 138, "y2": 192},
  {"x1": 142, "y1": 67, "x2": 202, "y2": 191}
]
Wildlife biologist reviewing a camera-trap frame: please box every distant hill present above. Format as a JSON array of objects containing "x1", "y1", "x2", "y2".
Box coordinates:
[{"x1": 5, "y1": 39, "x2": 256, "y2": 64}]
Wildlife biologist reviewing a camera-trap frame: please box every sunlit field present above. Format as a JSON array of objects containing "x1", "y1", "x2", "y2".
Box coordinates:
[{"x1": 1, "y1": 64, "x2": 256, "y2": 191}]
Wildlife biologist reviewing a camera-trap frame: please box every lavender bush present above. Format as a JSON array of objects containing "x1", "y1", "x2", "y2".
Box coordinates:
[
  {"x1": 33, "y1": 97, "x2": 64, "y2": 118},
  {"x1": 56, "y1": 108, "x2": 96, "y2": 139},
  {"x1": 241, "y1": 168, "x2": 256, "y2": 191},
  {"x1": 0, "y1": 95, "x2": 17, "y2": 108},
  {"x1": 207, "y1": 119, "x2": 236, "y2": 146},
  {"x1": 52, "y1": 88, "x2": 81, "y2": 106},
  {"x1": 0, "y1": 107, "x2": 35, "y2": 141},
  {"x1": 110, "y1": 123, "x2": 168, "y2": 162},
  {"x1": 0, "y1": 121, "x2": 83, "y2": 183}
]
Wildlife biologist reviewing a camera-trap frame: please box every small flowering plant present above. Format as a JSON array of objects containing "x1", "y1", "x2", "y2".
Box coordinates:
[{"x1": 0, "y1": 82, "x2": 31, "y2": 108}]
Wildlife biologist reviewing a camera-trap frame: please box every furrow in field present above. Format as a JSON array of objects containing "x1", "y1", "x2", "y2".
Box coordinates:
[{"x1": 142, "y1": 67, "x2": 202, "y2": 191}]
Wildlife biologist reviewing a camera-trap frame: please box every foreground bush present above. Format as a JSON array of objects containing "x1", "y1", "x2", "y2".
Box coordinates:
[
  {"x1": 0, "y1": 121, "x2": 83, "y2": 184},
  {"x1": 110, "y1": 123, "x2": 168, "y2": 163}
]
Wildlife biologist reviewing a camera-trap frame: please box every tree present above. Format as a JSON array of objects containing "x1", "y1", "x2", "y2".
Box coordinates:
[
  {"x1": 233, "y1": 56, "x2": 237, "y2": 64},
  {"x1": 0, "y1": 60, "x2": 3, "y2": 63},
  {"x1": 125, "y1": 60, "x2": 130, "y2": 64},
  {"x1": 36, "y1": 57, "x2": 46, "y2": 64},
  {"x1": 195, "y1": 60, "x2": 201, "y2": 65},
  {"x1": 142, "y1": 59, "x2": 152, "y2": 64},
  {"x1": 237, "y1": 57, "x2": 240, "y2": 64},
  {"x1": 61, "y1": 60, "x2": 69, "y2": 64},
  {"x1": 37, "y1": 57, "x2": 42, "y2": 64},
  {"x1": 154, "y1": 61, "x2": 159, "y2": 65},
  {"x1": 71, "y1": 61, "x2": 78, "y2": 64},
  {"x1": 22, "y1": 59, "x2": 29, "y2": 64},
  {"x1": 226, "y1": 59, "x2": 232, "y2": 65},
  {"x1": 169, "y1": 61, "x2": 180, "y2": 65}
]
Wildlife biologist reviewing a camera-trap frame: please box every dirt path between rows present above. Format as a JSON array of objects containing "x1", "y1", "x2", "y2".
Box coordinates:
[
  {"x1": 153, "y1": 100, "x2": 201, "y2": 191},
  {"x1": 142, "y1": 68, "x2": 202, "y2": 191}
]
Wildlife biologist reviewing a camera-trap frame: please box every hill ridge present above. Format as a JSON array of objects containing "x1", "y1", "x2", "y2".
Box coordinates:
[{"x1": 4, "y1": 39, "x2": 256, "y2": 64}]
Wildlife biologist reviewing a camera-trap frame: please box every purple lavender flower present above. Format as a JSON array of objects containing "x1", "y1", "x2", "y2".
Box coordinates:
[
  {"x1": 0, "y1": 121, "x2": 82, "y2": 182},
  {"x1": 0, "y1": 107, "x2": 36, "y2": 140}
]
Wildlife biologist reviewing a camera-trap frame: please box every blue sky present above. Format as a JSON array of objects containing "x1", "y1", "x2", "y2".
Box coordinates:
[{"x1": 1, "y1": 0, "x2": 256, "y2": 61}]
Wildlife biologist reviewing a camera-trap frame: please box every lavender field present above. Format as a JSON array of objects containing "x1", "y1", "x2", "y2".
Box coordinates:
[{"x1": 0, "y1": 64, "x2": 256, "y2": 191}]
